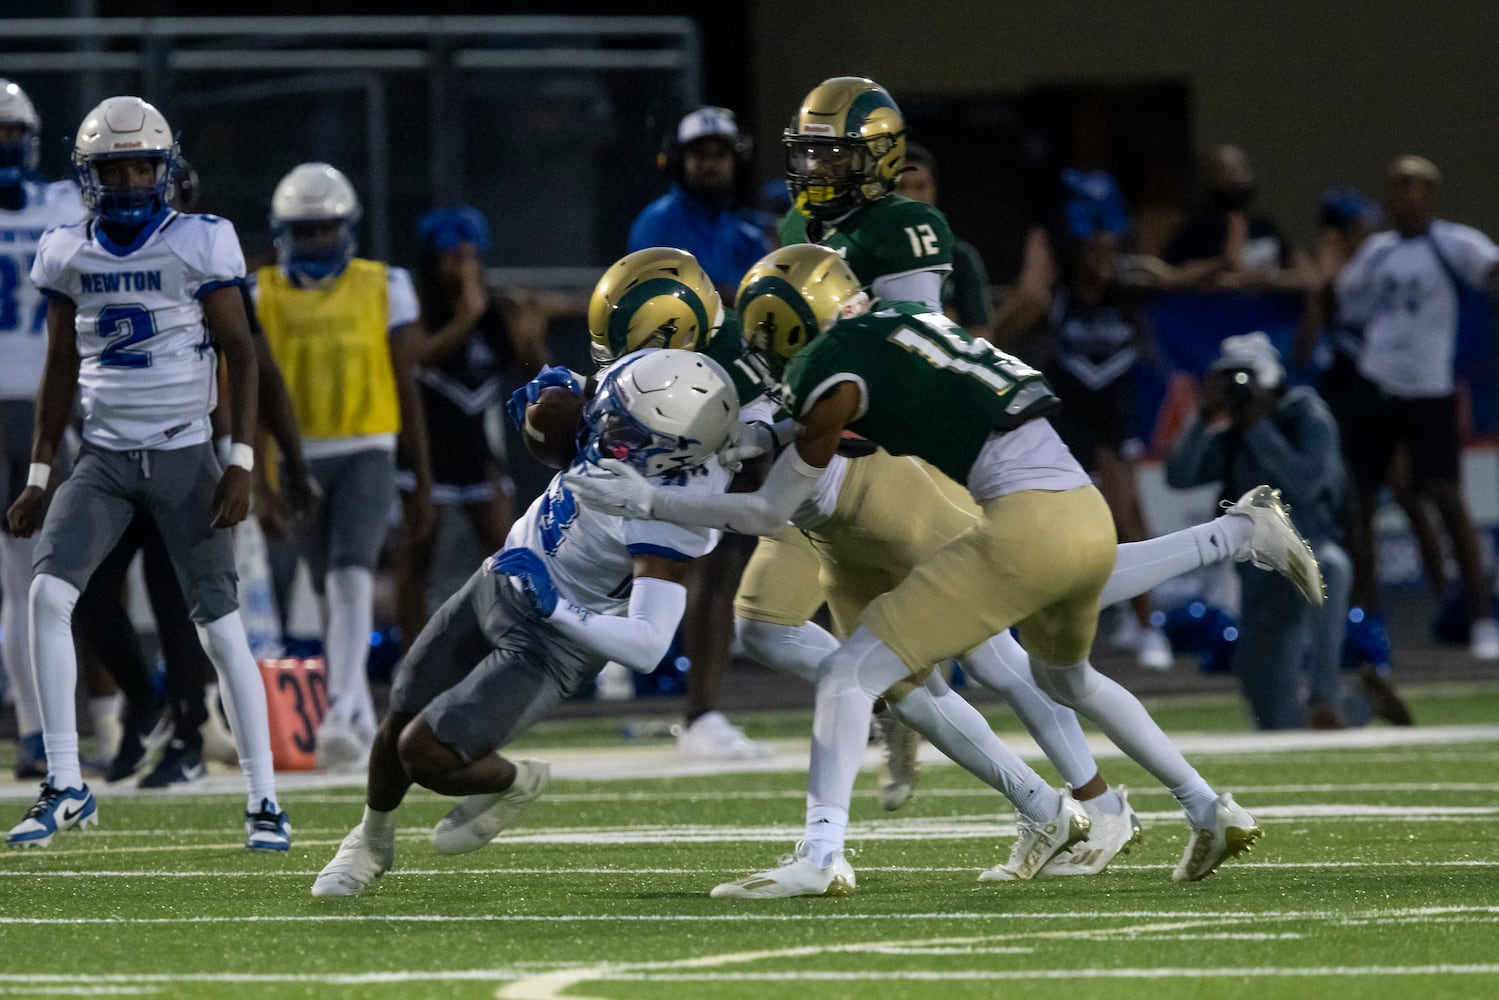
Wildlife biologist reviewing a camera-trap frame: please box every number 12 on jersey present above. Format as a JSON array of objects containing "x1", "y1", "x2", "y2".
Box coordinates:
[{"x1": 904, "y1": 224, "x2": 939, "y2": 257}]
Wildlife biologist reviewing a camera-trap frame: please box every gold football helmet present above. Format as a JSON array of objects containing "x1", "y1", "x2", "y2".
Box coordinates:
[
  {"x1": 736, "y1": 245, "x2": 865, "y2": 381},
  {"x1": 784, "y1": 77, "x2": 907, "y2": 221},
  {"x1": 587, "y1": 248, "x2": 722, "y2": 367}
]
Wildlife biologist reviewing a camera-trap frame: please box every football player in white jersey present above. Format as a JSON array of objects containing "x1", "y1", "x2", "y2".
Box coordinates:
[
  {"x1": 312, "y1": 348, "x2": 738, "y2": 897},
  {"x1": 0, "y1": 79, "x2": 86, "y2": 778},
  {"x1": 4, "y1": 96, "x2": 288, "y2": 851}
]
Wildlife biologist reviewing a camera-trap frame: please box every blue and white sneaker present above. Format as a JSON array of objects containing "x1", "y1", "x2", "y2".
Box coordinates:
[
  {"x1": 6, "y1": 782, "x2": 98, "y2": 848},
  {"x1": 245, "y1": 799, "x2": 291, "y2": 851}
]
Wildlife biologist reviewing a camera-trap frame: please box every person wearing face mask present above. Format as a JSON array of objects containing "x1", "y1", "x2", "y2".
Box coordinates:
[
  {"x1": 251, "y1": 162, "x2": 434, "y2": 771},
  {"x1": 1164, "y1": 144, "x2": 1310, "y2": 292}
]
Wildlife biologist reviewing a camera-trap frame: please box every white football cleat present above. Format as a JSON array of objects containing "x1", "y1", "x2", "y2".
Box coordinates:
[
  {"x1": 431, "y1": 759, "x2": 550, "y2": 855},
  {"x1": 1173, "y1": 792, "x2": 1263, "y2": 882},
  {"x1": 311, "y1": 823, "x2": 393, "y2": 897},
  {"x1": 711, "y1": 842, "x2": 856, "y2": 899},
  {"x1": 676, "y1": 711, "x2": 773, "y2": 760},
  {"x1": 1041, "y1": 786, "x2": 1143, "y2": 876},
  {"x1": 314, "y1": 717, "x2": 370, "y2": 773},
  {"x1": 1222, "y1": 485, "x2": 1325, "y2": 606},
  {"x1": 1469, "y1": 617, "x2": 1499, "y2": 660},
  {"x1": 980, "y1": 787, "x2": 1091, "y2": 882},
  {"x1": 1135, "y1": 627, "x2": 1174, "y2": 671},
  {"x1": 874, "y1": 713, "x2": 920, "y2": 811}
]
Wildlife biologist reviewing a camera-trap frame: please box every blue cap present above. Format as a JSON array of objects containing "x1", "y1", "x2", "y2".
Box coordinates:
[
  {"x1": 1320, "y1": 187, "x2": 1381, "y2": 228},
  {"x1": 417, "y1": 205, "x2": 492, "y2": 253},
  {"x1": 1061, "y1": 168, "x2": 1130, "y2": 240}
]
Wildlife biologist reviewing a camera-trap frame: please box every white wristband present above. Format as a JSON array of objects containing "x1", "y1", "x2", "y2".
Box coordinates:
[
  {"x1": 26, "y1": 463, "x2": 50, "y2": 490},
  {"x1": 228, "y1": 443, "x2": 255, "y2": 472}
]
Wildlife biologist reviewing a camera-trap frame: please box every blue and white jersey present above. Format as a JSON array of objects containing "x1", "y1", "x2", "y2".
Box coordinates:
[
  {"x1": 30, "y1": 211, "x2": 245, "y2": 450},
  {"x1": 0, "y1": 180, "x2": 86, "y2": 399},
  {"x1": 497, "y1": 459, "x2": 728, "y2": 616},
  {"x1": 1338, "y1": 220, "x2": 1499, "y2": 398}
]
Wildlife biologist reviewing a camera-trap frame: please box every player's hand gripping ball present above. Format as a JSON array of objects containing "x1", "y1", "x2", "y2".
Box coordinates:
[{"x1": 523, "y1": 385, "x2": 585, "y2": 470}]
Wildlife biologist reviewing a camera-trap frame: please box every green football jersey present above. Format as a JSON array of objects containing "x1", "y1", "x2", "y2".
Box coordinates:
[
  {"x1": 700, "y1": 311, "x2": 770, "y2": 408},
  {"x1": 781, "y1": 302, "x2": 1060, "y2": 484},
  {"x1": 778, "y1": 195, "x2": 954, "y2": 289}
]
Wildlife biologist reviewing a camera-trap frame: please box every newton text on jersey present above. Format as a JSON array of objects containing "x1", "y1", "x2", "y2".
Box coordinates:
[{"x1": 80, "y1": 270, "x2": 164, "y2": 294}]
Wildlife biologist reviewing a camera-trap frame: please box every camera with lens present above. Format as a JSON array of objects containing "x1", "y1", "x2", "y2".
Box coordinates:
[{"x1": 1219, "y1": 366, "x2": 1259, "y2": 407}]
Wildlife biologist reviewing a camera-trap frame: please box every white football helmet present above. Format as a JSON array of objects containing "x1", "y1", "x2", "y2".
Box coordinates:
[
  {"x1": 71, "y1": 96, "x2": 177, "y2": 225},
  {"x1": 582, "y1": 348, "x2": 739, "y2": 479},
  {"x1": 269, "y1": 162, "x2": 361, "y2": 286},
  {"x1": 0, "y1": 79, "x2": 41, "y2": 186}
]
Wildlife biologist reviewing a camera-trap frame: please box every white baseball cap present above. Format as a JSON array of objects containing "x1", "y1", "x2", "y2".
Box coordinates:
[
  {"x1": 1211, "y1": 331, "x2": 1285, "y2": 388},
  {"x1": 677, "y1": 106, "x2": 738, "y2": 145}
]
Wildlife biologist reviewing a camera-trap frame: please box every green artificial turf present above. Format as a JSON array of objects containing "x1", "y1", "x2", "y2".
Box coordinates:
[{"x1": 0, "y1": 685, "x2": 1496, "y2": 999}]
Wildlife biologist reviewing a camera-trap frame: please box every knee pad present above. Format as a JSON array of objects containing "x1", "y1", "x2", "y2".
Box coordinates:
[
  {"x1": 30, "y1": 573, "x2": 80, "y2": 626},
  {"x1": 1030, "y1": 657, "x2": 1101, "y2": 708}
]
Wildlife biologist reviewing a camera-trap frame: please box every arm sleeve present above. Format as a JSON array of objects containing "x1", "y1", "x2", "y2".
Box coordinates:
[
  {"x1": 871, "y1": 269, "x2": 948, "y2": 311},
  {"x1": 386, "y1": 267, "x2": 421, "y2": 328},
  {"x1": 649, "y1": 443, "x2": 824, "y2": 535},
  {"x1": 1164, "y1": 416, "x2": 1229, "y2": 489},
  {"x1": 545, "y1": 575, "x2": 687, "y2": 673}
]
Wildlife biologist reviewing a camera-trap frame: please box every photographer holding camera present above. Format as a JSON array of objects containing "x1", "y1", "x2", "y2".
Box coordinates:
[{"x1": 1166, "y1": 333, "x2": 1355, "y2": 728}]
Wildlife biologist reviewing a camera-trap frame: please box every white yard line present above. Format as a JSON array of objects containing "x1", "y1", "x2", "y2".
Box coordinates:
[{"x1": 2, "y1": 724, "x2": 1494, "y2": 802}]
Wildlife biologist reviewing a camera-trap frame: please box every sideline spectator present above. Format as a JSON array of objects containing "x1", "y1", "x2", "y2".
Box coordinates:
[
  {"x1": 626, "y1": 108, "x2": 771, "y2": 758},
  {"x1": 1334, "y1": 155, "x2": 1499, "y2": 661},
  {"x1": 896, "y1": 143, "x2": 993, "y2": 338},
  {"x1": 996, "y1": 170, "x2": 1173, "y2": 669},
  {"x1": 1164, "y1": 144, "x2": 1310, "y2": 292},
  {"x1": 394, "y1": 206, "x2": 546, "y2": 649},
  {"x1": 1165, "y1": 333, "x2": 1367, "y2": 728},
  {"x1": 628, "y1": 107, "x2": 770, "y2": 301}
]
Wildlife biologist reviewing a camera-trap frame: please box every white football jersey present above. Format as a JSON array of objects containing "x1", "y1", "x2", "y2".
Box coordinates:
[
  {"x1": 1338, "y1": 220, "x2": 1499, "y2": 398},
  {"x1": 31, "y1": 211, "x2": 245, "y2": 450},
  {"x1": 0, "y1": 180, "x2": 86, "y2": 399},
  {"x1": 503, "y1": 459, "x2": 728, "y2": 616}
]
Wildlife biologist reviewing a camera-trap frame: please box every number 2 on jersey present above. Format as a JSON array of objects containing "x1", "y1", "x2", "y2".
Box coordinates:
[{"x1": 96, "y1": 303, "x2": 155, "y2": 368}]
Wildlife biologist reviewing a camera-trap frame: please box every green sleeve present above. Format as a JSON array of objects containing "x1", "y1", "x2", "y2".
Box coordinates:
[{"x1": 777, "y1": 209, "x2": 810, "y2": 248}]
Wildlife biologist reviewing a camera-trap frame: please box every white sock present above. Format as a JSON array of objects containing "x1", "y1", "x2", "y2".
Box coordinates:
[
  {"x1": 89, "y1": 693, "x2": 123, "y2": 760},
  {"x1": 804, "y1": 627, "x2": 909, "y2": 866},
  {"x1": 889, "y1": 673, "x2": 1058, "y2": 824},
  {"x1": 325, "y1": 567, "x2": 375, "y2": 731},
  {"x1": 196, "y1": 611, "x2": 278, "y2": 809},
  {"x1": 1100, "y1": 522, "x2": 1222, "y2": 608},
  {"x1": 736, "y1": 616, "x2": 838, "y2": 684},
  {"x1": 1031, "y1": 655, "x2": 1216, "y2": 825},
  {"x1": 0, "y1": 533, "x2": 40, "y2": 735},
  {"x1": 362, "y1": 805, "x2": 396, "y2": 842},
  {"x1": 30, "y1": 574, "x2": 81, "y2": 788},
  {"x1": 1090, "y1": 788, "x2": 1124, "y2": 814},
  {"x1": 960, "y1": 632, "x2": 1098, "y2": 788}
]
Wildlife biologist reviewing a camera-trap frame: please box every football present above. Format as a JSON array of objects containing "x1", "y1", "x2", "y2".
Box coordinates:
[{"x1": 523, "y1": 385, "x2": 586, "y2": 470}]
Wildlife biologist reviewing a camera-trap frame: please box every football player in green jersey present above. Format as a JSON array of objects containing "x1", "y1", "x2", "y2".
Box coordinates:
[
  {"x1": 779, "y1": 77, "x2": 953, "y2": 312},
  {"x1": 569, "y1": 245, "x2": 1327, "y2": 898}
]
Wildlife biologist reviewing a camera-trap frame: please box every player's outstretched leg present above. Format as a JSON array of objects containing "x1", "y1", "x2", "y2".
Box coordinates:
[
  {"x1": 312, "y1": 710, "x2": 412, "y2": 897},
  {"x1": 1030, "y1": 655, "x2": 1263, "y2": 880}
]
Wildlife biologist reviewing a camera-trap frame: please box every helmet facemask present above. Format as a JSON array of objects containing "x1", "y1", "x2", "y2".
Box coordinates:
[
  {"x1": 0, "y1": 123, "x2": 38, "y2": 188},
  {"x1": 579, "y1": 349, "x2": 737, "y2": 480},
  {"x1": 274, "y1": 217, "x2": 358, "y2": 289},
  {"x1": 77, "y1": 150, "x2": 176, "y2": 227}
]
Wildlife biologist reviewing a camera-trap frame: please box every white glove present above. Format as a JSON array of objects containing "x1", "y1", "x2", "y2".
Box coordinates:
[
  {"x1": 563, "y1": 459, "x2": 657, "y2": 519},
  {"x1": 716, "y1": 422, "x2": 771, "y2": 473}
]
